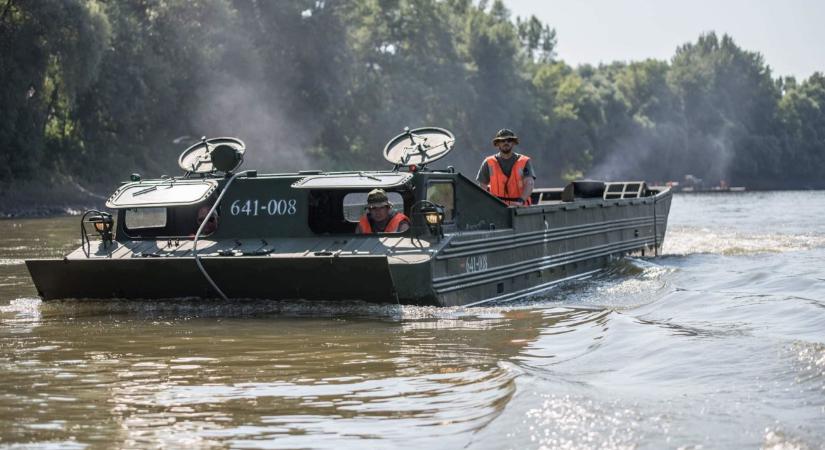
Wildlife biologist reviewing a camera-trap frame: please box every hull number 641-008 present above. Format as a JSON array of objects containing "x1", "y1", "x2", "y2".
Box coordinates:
[{"x1": 230, "y1": 199, "x2": 297, "y2": 217}]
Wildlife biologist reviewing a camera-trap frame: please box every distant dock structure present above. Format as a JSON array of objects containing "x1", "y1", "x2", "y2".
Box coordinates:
[{"x1": 664, "y1": 175, "x2": 746, "y2": 193}]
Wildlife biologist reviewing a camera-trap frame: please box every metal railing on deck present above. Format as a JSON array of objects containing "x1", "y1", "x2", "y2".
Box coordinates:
[{"x1": 603, "y1": 182, "x2": 646, "y2": 199}]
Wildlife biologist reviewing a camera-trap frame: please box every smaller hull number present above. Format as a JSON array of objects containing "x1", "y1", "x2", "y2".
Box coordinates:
[{"x1": 465, "y1": 255, "x2": 488, "y2": 273}]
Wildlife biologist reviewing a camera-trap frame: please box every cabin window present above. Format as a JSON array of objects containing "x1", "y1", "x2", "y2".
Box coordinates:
[
  {"x1": 342, "y1": 191, "x2": 405, "y2": 223},
  {"x1": 121, "y1": 204, "x2": 215, "y2": 239},
  {"x1": 426, "y1": 181, "x2": 455, "y2": 222},
  {"x1": 124, "y1": 207, "x2": 167, "y2": 230},
  {"x1": 306, "y1": 190, "x2": 408, "y2": 234}
]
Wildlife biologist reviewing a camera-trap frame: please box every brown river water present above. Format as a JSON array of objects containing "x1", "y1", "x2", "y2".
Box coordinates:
[{"x1": 1, "y1": 191, "x2": 824, "y2": 449}]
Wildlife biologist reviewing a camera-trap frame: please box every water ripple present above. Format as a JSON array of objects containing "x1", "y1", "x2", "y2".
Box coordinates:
[{"x1": 101, "y1": 366, "x2": 517, "y2": 447}]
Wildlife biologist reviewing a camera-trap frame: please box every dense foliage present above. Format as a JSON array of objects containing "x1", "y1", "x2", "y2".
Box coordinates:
[{"x1": 2, "y1": 0, "x2": 823, "y2": 191}]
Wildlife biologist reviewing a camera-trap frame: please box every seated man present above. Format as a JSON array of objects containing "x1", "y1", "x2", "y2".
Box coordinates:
[{"x1": 356, "y1": 189, "x2": 410, "y2": 234}]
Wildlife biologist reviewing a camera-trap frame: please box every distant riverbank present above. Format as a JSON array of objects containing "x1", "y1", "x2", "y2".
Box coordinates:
[{"x1": 0, "y1": 181, "x2": 107, "y2": 218}]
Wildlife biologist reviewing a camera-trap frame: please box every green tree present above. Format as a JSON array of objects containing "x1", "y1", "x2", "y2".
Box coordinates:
[
  {"x1": 779, "y1": 73, "x2": 825, "y2": 187},
  {"x1": 0, "y1": 0, "x2": 109, "y2": 181},
  {"x1": 668, "y1": 33, "x2": 781, "y2": 187}
]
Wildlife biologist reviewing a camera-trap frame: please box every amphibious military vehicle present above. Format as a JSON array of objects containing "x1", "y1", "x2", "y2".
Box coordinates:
[{"x1": 26, "y1": 128, "x2": 672, "y2": 306}]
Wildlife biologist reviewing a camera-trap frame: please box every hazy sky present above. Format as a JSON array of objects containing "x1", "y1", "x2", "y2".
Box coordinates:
[{"x1": 504, "y1": 0, "x2": 825, "y2": 79}]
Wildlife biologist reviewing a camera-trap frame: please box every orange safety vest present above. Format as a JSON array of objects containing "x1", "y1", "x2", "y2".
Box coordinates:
[
  {"x1": 485, "y1": 154, "x2": 532, "y2": 205},
  {"x1": 359, "y1": 211, "x2": 410, "y2": 234}
]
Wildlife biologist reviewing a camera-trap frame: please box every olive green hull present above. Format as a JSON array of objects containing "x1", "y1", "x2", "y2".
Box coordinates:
[
  {"x1": 431, "y1": 191, "x2": 671, "y2": 306},
  {"x1": 26, "y1": 256, "x2": 419, "y2": 304},
  {"x1": 26, "y1": 190, "x2": 671, "y2": 307}
]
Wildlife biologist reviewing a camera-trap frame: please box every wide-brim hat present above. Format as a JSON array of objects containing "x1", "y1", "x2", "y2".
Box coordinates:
[
  {"x1": 492, "y1": 128, "x2": 519, "y2": 145},
  {"x1": 367, "y1": 188, "x2": 392, "y2": 207}
]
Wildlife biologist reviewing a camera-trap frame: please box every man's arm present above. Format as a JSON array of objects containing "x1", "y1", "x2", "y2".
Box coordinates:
[
  {"x1": 521, "y1": 177, "x2": 534, "y2": 203},
  {"x1": 476, "y1": 162, "x2": 490, "y2": 188},
  {"x1": 521, "y1": 160, "x2": 536, "y2": 202}
]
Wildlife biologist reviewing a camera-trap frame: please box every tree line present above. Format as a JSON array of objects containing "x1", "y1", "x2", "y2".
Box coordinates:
[{"x1": 2, "y1": 0, "x2": 824, "y2": 192}]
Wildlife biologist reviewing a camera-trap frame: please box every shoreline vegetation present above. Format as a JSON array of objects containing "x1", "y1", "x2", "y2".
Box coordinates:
[{"x1": 2, "y1": 1, "x2": 824, "y2": 215}]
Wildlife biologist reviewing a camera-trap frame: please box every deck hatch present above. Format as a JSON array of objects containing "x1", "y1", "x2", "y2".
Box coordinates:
[
  {"x1": 291, "y1": 172, "x2": 413, "y2": 189},
  {"x1": 106, "y1": 180, "x2": 218, "y2": 208}
]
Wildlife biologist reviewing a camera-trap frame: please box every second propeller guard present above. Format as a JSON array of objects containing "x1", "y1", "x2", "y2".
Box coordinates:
[{"x1": 383, "y1": 127, "x2": 455, "y2": 167}]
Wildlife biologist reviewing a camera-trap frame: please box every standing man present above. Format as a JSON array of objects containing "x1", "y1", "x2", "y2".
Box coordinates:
[
  {"x1": 476, "y1": 129, "x2": 535, "y2": 206},
  {"x1": 356, "y1": 189, "x2": 411, "y2": 234}
]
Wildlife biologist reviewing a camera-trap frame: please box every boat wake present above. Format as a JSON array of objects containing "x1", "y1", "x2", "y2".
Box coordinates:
[
  {"x1": 488, "y1": 257, "x2": 675, "y2": 312},
  {"x1": 663, "y1": 225, "x2": 825, "y2": 255}
]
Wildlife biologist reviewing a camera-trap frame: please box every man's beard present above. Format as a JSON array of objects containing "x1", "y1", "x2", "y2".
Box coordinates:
[{"x1": 500, "y1": 147, "x2": 512, "y2": 154}]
